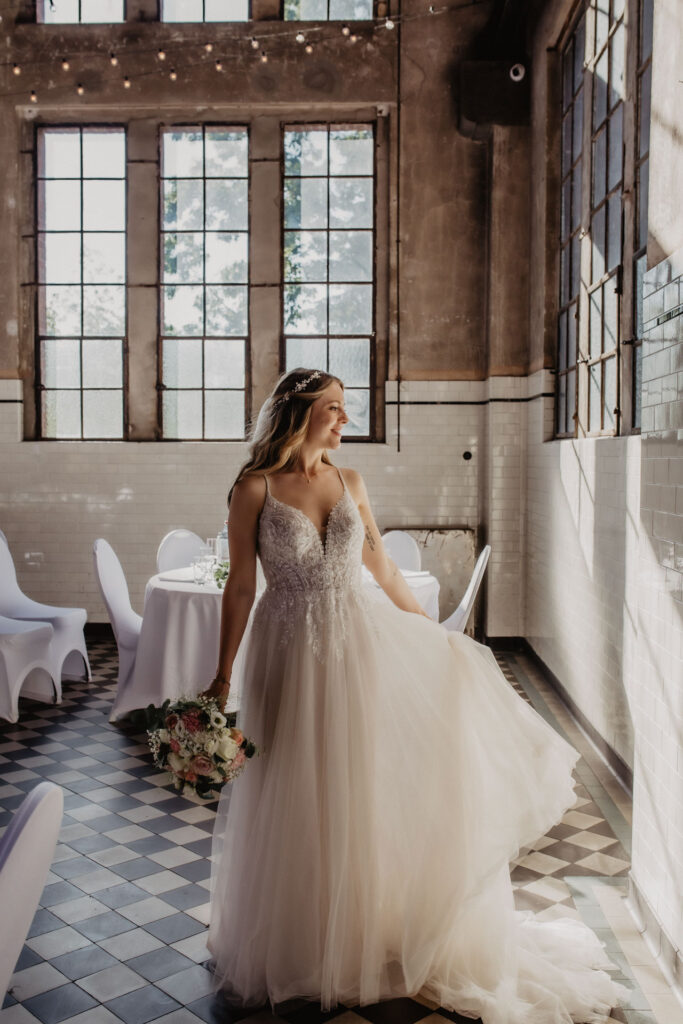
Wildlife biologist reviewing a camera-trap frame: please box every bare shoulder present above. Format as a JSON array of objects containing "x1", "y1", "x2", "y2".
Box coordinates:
[
  {"x1": 339, "y1": 467, "x2": 367, "y2": 502},
  {"x1": 230, "y1": 473, "x2": 267, "y2": 513}
]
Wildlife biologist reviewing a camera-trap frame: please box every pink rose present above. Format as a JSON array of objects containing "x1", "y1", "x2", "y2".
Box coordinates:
[
  {"x1": 181, "y1": 710, "x2": 202, "y2": 733},
  {"x1": 170, "y1": 738, "x2": 180, "y2": 753},
  {"x1": 189, "y1": 754, "x2": 215, "y2": 776},
  {"x1": 231, "y1": 729, "x2": 244, "y2": 746},
  {"x1": 232, "y1": 749, "x2": 246, "y2": 768},
  {"x1": 166, "y1": 713, "x2": 179, "y2": 730}
]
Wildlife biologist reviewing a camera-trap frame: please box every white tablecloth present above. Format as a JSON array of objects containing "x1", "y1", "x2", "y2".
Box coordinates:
[{"x1": 110, "y1": 566, "x2": 440, "y2": 721}]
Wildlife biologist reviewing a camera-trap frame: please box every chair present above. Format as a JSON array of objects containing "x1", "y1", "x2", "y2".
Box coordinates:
[
  {"x1": 0, "y1": 615, "x2": 56, "y2": 723},
  {"x1": 156, "y1": 529, "x2": 204, "y2": 573},
  {"x1": 0, "y1": 782, "x2": 63, "y2": 999},
  {"x1": 93, "y1": 540, "x2": 142, "y2": 697},
  {"x1": 0, "y1": 542, "x2": 90, "y2": 698},
  {"x1": 382, "y1": 530, "x2": 422, "y2": 572},
  {"x1": 441, "y1": 545, "x2": 492, "y2": 633},
  {"x1": 0, "y1": 529, "x2": 7, "y2": 547}
]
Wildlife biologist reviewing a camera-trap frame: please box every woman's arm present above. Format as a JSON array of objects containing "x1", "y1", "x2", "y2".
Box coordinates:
[
  {"x1": 202, "y1": 475, "x2": 265, "y2": 702},
  {"x1": 343, "y1": 469, "x2": 430, "y2": 618}
]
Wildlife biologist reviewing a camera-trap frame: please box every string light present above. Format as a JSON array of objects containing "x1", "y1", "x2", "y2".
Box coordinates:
[
  {"x1": 349, "y1": 33, "x2": 358, "y2": 42},
  {"x1": 157, "y1": 48, "x2": 166, "y2": 60},
  {"x1": 169, "y1": 68, "x2": 177, "y2": 80},
  {"x1": 260, "y1": 51, "x2": 268, "y2": 63},
  {"x1": 305, "y1": 42, "x2": 314, "y2": 53},
  {"x1": 123, "y1": 76, "x2": 131, "y2": 88},
  {"x1": 341, "y1": 24, "x2": 350, "y2": 35},
  {"x1": 295, "y1": 31, "x2": 305, "y2": 43},
  {"x1": 12, "y1": 63, "x2": 21, "y2": 75},
  {"x1": 30, "y1": 90, "x2": 37, "y2": 103},
  {"x1": 384, "y1": 17, "x2": 395, "y2": 28},
  {"x1": 250, "y1": 37, "x2": 259, "y2": 49},
  {"x1": 61, "y1": 57, "x2": 70, "y2": 70},
  {"x1": 109, "y1": 52, "x2": 118, "y2": 65},
  {"x1": 215, "y1": 59, "x2": 223, "y2": 71},
  {"x1": 76, "y1": 83, "x2": 84, "y2": 95},
  {"x1": 204, "y1": 42, "x2": 213, "y2": 52}
]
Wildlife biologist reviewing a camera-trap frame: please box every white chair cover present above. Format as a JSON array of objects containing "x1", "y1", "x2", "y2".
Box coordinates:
[
  {"x1": 93, "y1": 539, "x2": 142, "y2": 696},
  {"x1": 156, "y1": 529, "x2": 204, "y2": 573},
  {"x1": 382, "y1": 530, "x2": 422, "y2": 572},
  {"x1": 0, "y1": 542, "x2": 90, "y2": 695},
  {"x1": 0, "y1": 529, "x2": 7, "y2": 547},
  {"x1": 0, "y1": 616, "x2": 56, "y2": 723},
  {"x1": 0, "y1": 782, "x2": 63, "y2": 999},
  {"x1": 441, "y1": 544, "x2": 492, "y2": 633}
]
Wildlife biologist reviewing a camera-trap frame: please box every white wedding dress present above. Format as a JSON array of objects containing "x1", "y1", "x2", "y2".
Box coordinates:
[{"x1": 209, "y1": 468, "x2": 627, "y2": 1023}]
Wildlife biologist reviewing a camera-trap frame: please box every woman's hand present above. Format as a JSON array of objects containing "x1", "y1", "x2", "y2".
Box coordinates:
[{"x1": 201, "y1": 674, "x2": 230, "y2": 704}]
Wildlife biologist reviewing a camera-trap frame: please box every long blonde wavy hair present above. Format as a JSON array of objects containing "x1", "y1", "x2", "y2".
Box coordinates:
[{"x1": 228, "y1": 368, "x2": 343, "y2": 505}]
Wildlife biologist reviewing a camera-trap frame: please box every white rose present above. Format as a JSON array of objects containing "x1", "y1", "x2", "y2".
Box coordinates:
[
  {"x1": 204, "y1": 736, "x2": 218, "y2": 755},
  {"x1": 215, "y1": 735, "x2": 239, "y2": 762},
  {"x1": 167, "y1": 752, "x2": 189, "y2": 773},
  {"x1": 158, "y1": 729, "x2": 170, "y2": 743}
]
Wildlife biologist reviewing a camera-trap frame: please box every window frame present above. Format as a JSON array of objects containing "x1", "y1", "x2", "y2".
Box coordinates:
[{"x1": 36, "y1": 0, "x2": 126, "y2": 23}]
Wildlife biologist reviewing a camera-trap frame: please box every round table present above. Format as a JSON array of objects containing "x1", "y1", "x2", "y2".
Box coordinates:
[{"x1": 110, "y1": 565, "x2": 440, "y2": 721}]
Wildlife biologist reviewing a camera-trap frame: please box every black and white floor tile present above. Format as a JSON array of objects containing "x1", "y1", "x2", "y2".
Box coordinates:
[{"x1": 0, "y1": 639, "x2": 674, "y2": 1024}]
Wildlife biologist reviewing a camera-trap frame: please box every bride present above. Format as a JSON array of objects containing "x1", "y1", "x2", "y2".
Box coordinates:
[{"x1": 204, "y1": 368, "x2": 627, "y2": 1024}]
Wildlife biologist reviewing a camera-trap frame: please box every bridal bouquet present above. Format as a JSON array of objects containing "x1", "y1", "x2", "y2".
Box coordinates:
[{"x1": 146, "y1": 695, "x2": 256, "y2": 798}]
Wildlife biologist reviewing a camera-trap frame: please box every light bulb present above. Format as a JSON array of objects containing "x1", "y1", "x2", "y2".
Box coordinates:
[
  {"x1": 61, "y1": 58, "x2": 70, "y2": 70},
  {"x1": 341, "y1": 24, "x2": 350, "y2": 35},
  {"x1": 384, "y1": 17, "x2": 394, "y2": 28},
  {"x1": 250, "y1": 37, "x2": 259, "y2": 49},
  {"x1": 305, "y1": 43, "x2": 313, "y2": 53},
  {"x1": 123, "y1": 77, "x2": 131, "y2": 88},
  {"x1": 260, "y1": 51, "x2": 268, "y2": 63},
  {"x1": 349, "y1": 33, "x2": 358, "y2": 42},
  {"x1": 169, "y1": 68, "x2": 177, "y2": 80},
  {"x1": 295, "y1": 32, "x2": 305, "y2": 43},
  {"x1": 158, "y1": 49, "x2": 166, "y2": 60},
  {"x1": 205, "y1": 42, "x2": 213, "y2": 52},
  {"x1": 30, "y1": 90, "x2": 37, "y2": 103},
  {"x1": 76, "y1": 83, "x2": 84, "y2": 95},
  {"x1": 215, "y1": 59, "x2": 223, "y2": 71},
  {"x1": 13, "y1": 63, "x2": 21, "y2": 76},
  {"x1": 110, "y1": 53, "x2": 118, "y2": 66}
]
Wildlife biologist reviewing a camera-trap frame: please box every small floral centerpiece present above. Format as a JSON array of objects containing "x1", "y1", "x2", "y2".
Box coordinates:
[
  {"x1": 213, "y1": 560, "x2": 230, "y2": 590},
  {"x1": 146, "y1": 695, "x2": 256, "y2": 798}
]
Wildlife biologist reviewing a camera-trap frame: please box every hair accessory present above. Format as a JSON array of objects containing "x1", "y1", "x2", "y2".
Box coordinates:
[{"x1": 273, "y1": 370, "x2": 323, "y2": 408}]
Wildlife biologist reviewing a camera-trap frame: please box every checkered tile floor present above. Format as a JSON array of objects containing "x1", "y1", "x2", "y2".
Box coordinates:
[{"x1": 0, "y1": 639, "x2": 657, "y2": 1024}]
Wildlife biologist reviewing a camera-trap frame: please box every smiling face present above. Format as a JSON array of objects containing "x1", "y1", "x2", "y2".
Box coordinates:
[{"x1": 307, "y1": 382, "x2": 349, "y2": 449}]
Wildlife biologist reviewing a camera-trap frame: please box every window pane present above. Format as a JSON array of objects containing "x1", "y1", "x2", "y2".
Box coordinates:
[
  {"x1": 40, "y1": 0, "x2": 80, "y2": 23},
  {"x1": 607, "y1": 192, "x2": 621, "y2": 271},
  {"x1": 83, "y1": 181, "x2": 126, "y2": 230},
  {"x1": 205, "y1": 232, "x2": 248, "y2": 284},
  {"x1": 609, "y1": 24, "x2": 625, "y2": 108},
  {"x1": 330, "y1": 130, "x2": 373, "y2": 176},
  {"x1": 641, "y1": 0, "x2": 653, "y2": 62},
  {"x1": 40, "y1": 233, "x2": 81, "y2": 284},
  {"x1": 41, "y1": 286, "x2": 81, "y2": 336},
  {"x1": 284, "y1": 284, "x2": 328, "y2": 334},
  {"x1": 41, "y1": 181, "x2": 81, "y2": 230},
  {"x1": 285, "y1": 179, "x2": 328, "y2": 229},
  {"x1": 329, "y1": 231, "x2": 372, "y2": 282},
  {"x1": 284, "y1": 0, "x2": 327, "y2": 19},
  {"x1": 285, "y1": 232, "x2": 328, "y2": 283},
  {"x1": 329, "y1": 284, "x2": 372, "y2": 334},
  {"x1": 83, "y1": 286, "x2": 126, "y2": 335},
  {"x1": 39, "y1": 129, "x2": 80, "y2": 178},
  {"x1": 205, "y1": 391, "x2": 245, "y2": 439},
  {"x1": 284, "y1": 131, "x2": 328, "y2": 177},
  {"x1": 83, "y1": 233, "x2": 125, "y2": 283},
  {"x1": 637, "y1": 159, "x2": 649, "y2": 248},
  {"x1": 603, "y1": 356, "x2": 617, "y2": 430},
  {"x1": 41, "y1": 339, "x2": 80, "y2": 388},
  {"x1": 589, "y1": 363, "x2": 601, "y2": 432},
  {"x1": 633, "y1": 344, "x2": 642, "y2": 428},
  {"x1": 163, "y1": 390, "x2": 203, "y2": 438},
  {"x1": 205, "y1": 286, "x2": 247, "y2": 335},
  {"x1": 286, "y1": 337, "x2": 328, "y2": 371},
  {"x1": 639, "y1": 65, "x2": 651, "y2": 158},
  {"x1": 329, "y1": 0, "x2": 373, "y2": 17},
  {"x1": 82, "y1": 340, "x2": 123, "y2": 387},
  {"x1": 329, "y1": 338, "x2": 370, "y2": 387},
  {"x1": 343, "y1": 389, "x2": 370, "y2": 436},
  {"x1": 205, "y1": 339, "x2": 245, "y2": 388},
  {"x1": 561, "y1": 178, "x2": 571, "y2": 241},
  {"x1": 634, "y1": 253, "x2": 646, "y2": 337},
  {"x1": 566, "y1": 368, "x2": 576, "y2": 433},
  {"x1": 560, "y1": 245, "x2": 570, "y2": 306},
  {"x1": 570, "y1": 233, "x2": 581, "y2": 299},
  {"x1": 558, "y1": 311, "x2": 567, "y2": 370},
  {"x1": 571, "y1": 160, "x2": 582, "y2": 232},
  {"x1": 592, "y1": 128, "x2": 607, "y2": 205},
  {"x1": 164, "y1": 233, "x2": 204, "y2": 283},
  {"x1": 163, "y1": 338, "x2": 203, "y2": 388},
  {"x1": 42, "y1": 391, "x2": 81, "y2": 438},
  {"x1": 593, "y1": 51, "x2": 608, "y2": 128},
  {"x1": 163, "y1": 285, "x2": 204, "y2": 335},
  {"x1": 562, "y1": 114, "x2": 572, "y2": 173},
  {"x1": 557, "y1": 374, "x2": 567, "y2": 433},
  {"x1": 595, "y1": 0, "x2": 609, "y2": 53},
  {"x1": 573, "y1": 18, "x2": 585, "y2": 88},
  {"x1": 567, "y1": 302, "x2": 578, "y2": 365},
  {"x1": 163, "y1": 130, "x2": 204, "y2": 177},
  {"x1": 80, "y1": 0, "x2": 124, "y2": 21},
  {"x1": 205, "y1": 0, "x2": 249, "y2": 19},
  {"x1": 163, "y1": 179, "x2": 204, "y2": 230},
  {"x1": 608, "y1": 104, "x2": 623, "y2": 191},
  {"x1": 205, "y1": 131, "x2": 248, "y2": 177},
  {"x1": 589, "y1": 288, "x2": 602, "y2": 358},
  {"x1": 603, "y1": 277, "x2": 619, "y2": 352},
  {"x1": 162, "y1": 0, "x2": 203, "y2": 18},
  {"x1": 330, "y1": 178, "x2": 373, "y2": 228},
  {"x1": 591, "y1": 205, "x2": 606, "y2": 282},
  {"x1": 82, "y1": 132, "x2": 125, "y2": 178},
  {"x1": 83, "y1": 390, "x2": 122, "y2": 438},
  {"x1": 562, "y1": 47, "x2": 574, "y2": 112},
  {"x1": 205, "y1": 180, "x2": 248, "y2": 230}
]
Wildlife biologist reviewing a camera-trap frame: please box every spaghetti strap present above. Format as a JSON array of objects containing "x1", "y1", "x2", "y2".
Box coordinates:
[
  {"x1": 263, "y1": 474, "x2": 271, "y2": 494},
  {"x1": 335, "y1": 465, "x2": 346, "y2": 492}
]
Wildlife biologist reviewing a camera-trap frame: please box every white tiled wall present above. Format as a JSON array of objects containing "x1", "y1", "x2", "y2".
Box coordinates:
[
  {"x1": 524, "y1": 371, "x2": 641, "y2": 770},
  {"x1": 630, "y1": 247, "x2": 683, "y2": 970}
]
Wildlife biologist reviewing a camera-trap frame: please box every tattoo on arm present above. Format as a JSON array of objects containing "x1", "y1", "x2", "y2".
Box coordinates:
[{"x1": 364, "y1": 525, "x2": 376, "y2": 551}]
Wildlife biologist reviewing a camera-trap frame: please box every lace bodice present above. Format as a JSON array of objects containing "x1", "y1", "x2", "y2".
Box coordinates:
[{"x1": 253, "y1": 468, "x2": 369, "y2": 658}]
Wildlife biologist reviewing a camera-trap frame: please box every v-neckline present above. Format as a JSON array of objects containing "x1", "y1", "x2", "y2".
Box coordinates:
[{"x1": 266, "y1": 480, "x2": 347, "y2": 556}]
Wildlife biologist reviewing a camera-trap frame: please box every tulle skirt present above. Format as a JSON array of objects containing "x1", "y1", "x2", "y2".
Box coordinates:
[{"x1": 208, "y1": 588, "x2": 627, "y2": 1024}]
